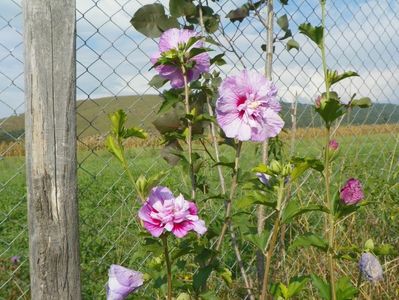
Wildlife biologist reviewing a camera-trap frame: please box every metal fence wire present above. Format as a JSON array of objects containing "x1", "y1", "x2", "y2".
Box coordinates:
[{"x1": 0, "y1": 0, "x2": 398, "y2": 298}]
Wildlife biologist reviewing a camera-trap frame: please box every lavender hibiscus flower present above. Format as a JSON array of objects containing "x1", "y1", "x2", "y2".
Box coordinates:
[
  {"x1": 106, "y1": 264, "x2": 143, "y2": 300},
  {"x1": 151, "y1": 28, "x2": 210, "y2": 88},
  {"x1": 340, "y1": 178, "x2": 364, "y2": 205},
  {"x1": 216, "y1": 70, "x2": 284, "y2": 141},
  {"x1": 138, "y1": 186, "x2": 207, "y2": 238}
]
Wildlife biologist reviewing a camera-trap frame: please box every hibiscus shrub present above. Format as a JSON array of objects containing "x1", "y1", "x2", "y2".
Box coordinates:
[{"x1": 102, "y1": 1, "x2": 396, "y2": 299}]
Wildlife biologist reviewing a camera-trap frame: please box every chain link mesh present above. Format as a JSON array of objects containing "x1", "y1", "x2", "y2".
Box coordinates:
[{"x1": 0, "y1": 0, "x2": 398, "y2": 298}]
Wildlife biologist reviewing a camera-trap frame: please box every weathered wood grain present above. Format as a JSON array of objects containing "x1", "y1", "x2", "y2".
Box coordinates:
[{"x1": 24, "y1": 0, "x2": 81, "y2": 298}]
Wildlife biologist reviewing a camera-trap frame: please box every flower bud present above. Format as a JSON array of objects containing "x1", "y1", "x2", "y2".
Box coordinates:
[
  {"x1": 359, "y1": 253, "x2": 383, "y2": 282},
  {"x1": 340, "y1": 178, "x2": 364, "y2": 205},
  {"x1": 106, "y1": 264, "x2": 144, "y2": 300},
  {"x1": 256, "y1": 172, "x2": 271, "y2": 187},
  {"x1": 315, "y1": 95, "x2": 322, "y2": 108},
  {"x1": 328, "y1": 139, "x2": 339, "y2": 151}
]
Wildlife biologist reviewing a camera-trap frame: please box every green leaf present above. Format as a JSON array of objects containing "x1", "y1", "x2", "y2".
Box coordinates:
[
  {"x1": 149, "y1": 75, "x2": 168, "y2": 88},
  {"x1": 158, "y1": 90, "x2": 181, "y2": 114},
  {"x1": 124, "y1": 127, "x2": 147, "y2": 139},
  {"x1": 290, "y1": 233, "x2": 329, "y2": 252},
  {"x1": 282, "y1": 199, "x2": 328, "y2": 224},
  {"x1": 216, "y1": 267, "x2": 233, "y2": 287},
  {"x1": 315, "y1": 92, "x2": 345, "y2": 126},
  {"x1": 109, "y1": 109, "x2": 127, "y2": 137},
  {"x1": 243, "y1": 230, "x2": 270, "y2": 251},
  {"x1": 277, "y1": 14, "x2": 289, "y2": 32},
  {"x1": 374, "y1": 244, "x2": 398, "y2": 256},
  {"x1": 131, "y1": 4, "x2": 179, "y2": 38},
  {"x1": 279, "y1": 283, "x2": 289, "y2": 299},
  {"x1": 286, "y1": 39, "x2": 299, "y2": 51},
  {"x1": 105, "y1": 135, "x2": 124, "y2": 163},
  {"x1": 226, "y1": 5, "x2": 249, "y2": 22},
  {"x1": 279, "y1": 0, "x2": 288, "y2": 4},
  {"x1": 193, "y1": 266, "x2": 213, "y2": 292},
  {"x1": 290, "y1": 157, "x2": 324, "y2": 181},
  {"x1": 210, "y1": 53, "x2": 226, "y2": 66},
  {"x1": 335, "y1": 277, "x2": 358, "y2": 300},
  {"x1": 169, "y1": 0, "x2": 196, "y2": 17},
  {"x1": 311, "y1": 274, "x2": 331, "y2": 300},
  {"x1": 350, "y1": 97, "x2": 372, "y2": 108},
  {"x1": 287, "y1": 276, "x2": 309, "y2": 298},
  {"x1": 299, "y1": 23, "x2": 324, "y2": 48},
  {"x1": 327, "y1": 70, "x2": 359, "y2": 86},
  {"x1": 204, "y1": 15, "x2": 220, "y2": 33},
  {"x1": 199, "y1": 291, "x2": 218, "y2": 300},
  {"x1": 236, "y1": 191, "x2": 277, "y2": 210}
]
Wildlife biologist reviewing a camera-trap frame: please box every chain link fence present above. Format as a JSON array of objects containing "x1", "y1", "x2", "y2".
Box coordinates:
[{"x1": 0, "y1": 0, "x2": 398, "y2": 298}]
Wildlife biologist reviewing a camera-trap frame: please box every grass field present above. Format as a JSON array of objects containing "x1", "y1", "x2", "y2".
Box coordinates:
[{"x1": 0, "y1": 130, "x2": 398, "y2": 299}]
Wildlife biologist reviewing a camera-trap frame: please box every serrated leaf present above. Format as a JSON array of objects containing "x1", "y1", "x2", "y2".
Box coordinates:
[
  {"x1": 327, "y1": 70, "x2": 359, "y2": 86},
  {"x1": 311, "y1": 274, "x2": 331, "y2": 300},
  {"x1": 158, "y1": 90, "x2": 181, "y2": 114},
  {"x1": 243, "y1": 230, "x2": 270, "y2": 251},
  {"x1": 287, "y1": 276, "x2": 309, "y2": 298},
  {"x1": 277, "y1": 14, "x2": 289, "y2": 32},
  {"x1": 290, "y1": 157, "x2": 324, "y2": 181},
  {"x1": 105, "y1": 135, "x2": 124, "y2": 163},
  {"x1": 287, "y1": 39, "x2": 299, "y2": 51},
  {"x1": 124, "y1": 127, "x2": 147, "y2": 139},
  {"x1": 335, "y1": 277, "x2": 358, "y2": 300},
  {"x1": 290, "y1": 233, "x2": 329, "y2": 252},
  {"x1": 299, "y1": 23, "x2": 324, "y2": 48},
  {"x1": 282, "y1": 199, "x2": 328, "y2": 224}
]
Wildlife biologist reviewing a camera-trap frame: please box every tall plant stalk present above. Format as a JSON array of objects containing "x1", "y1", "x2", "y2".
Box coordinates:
[
  {"x1": 320, "y1": 1, "x2": 336, "y2": 299},
  {"x1": 161, "y1": 235, "x2": 172, "y2": 300},
  {"x1": 258, "y1": 0, "x2": 275, "y2": 286},
  {"x1": 181, "y1": 65, "x2": 196, "y2": 199},
  {"x1": 215, "y1": 141, "x2": 242, "y2": 251},
  {"x1": 260, "y1": 179, "x2": 285, "y2": 300},
  {"x1": 198, "y1": 4, "x2": 254, "y2": 298}
]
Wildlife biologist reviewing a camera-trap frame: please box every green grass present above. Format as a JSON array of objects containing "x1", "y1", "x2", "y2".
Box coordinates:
[{"x1": 0, "y1": 132, "x2": 398, "y2": 299}]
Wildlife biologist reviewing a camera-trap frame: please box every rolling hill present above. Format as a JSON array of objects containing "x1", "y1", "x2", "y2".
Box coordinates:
[{"x1": 0, "y1": 95, "x2": 398, "y2": 142}]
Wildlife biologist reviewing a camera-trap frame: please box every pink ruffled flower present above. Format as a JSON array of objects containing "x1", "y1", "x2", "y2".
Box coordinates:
[
  {"x1": 151, "y1": 28, "x2": 210, "y2": 88},
  {"x1": 138, "y1": 186, "x2": 207, "y2": 238},
  {"x1": 340, "y1": 178, "x2": 364, "y2": 205},
  {"x1": 106, "y1": 264, "x2": 143, "y2": 300},
  {"x1": 216, "y1": 70, "x2": 284, "y2": 141}
]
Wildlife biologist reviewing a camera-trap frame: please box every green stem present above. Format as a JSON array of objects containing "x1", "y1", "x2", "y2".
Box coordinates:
[
  {"x1": 215, "y1": 141, "x2": 242, "y2": 252},
  {"x1": 120, "y1": 148, "x2": 145, "y2": 202},
  {"x1": 260, "y1": 179, "x2": 285, "y2": 300},
  {"x1": 162, "y1": 235, "x2": 172, "y2": 300},
  {"x1": 325, "y1": 127, "x2": 336, "y2": 300},
  {"x1": 320, "y1": 1, "x2": 336, "y2": 298},
  {"x1": 181, "y1": 65, "x2": 196, "y2": 199}
]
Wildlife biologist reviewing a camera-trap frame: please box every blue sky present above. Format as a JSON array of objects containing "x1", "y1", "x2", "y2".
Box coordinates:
[{"x1": 0, "y1": 0, "x2": 398, "y2": 119}]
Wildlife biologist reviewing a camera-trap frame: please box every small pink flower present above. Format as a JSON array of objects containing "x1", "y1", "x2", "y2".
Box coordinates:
[
  {"x1": 329, "y1": 139, "x2": 339, "y2": 150},
  {"x1": 138, "y1": 186, "x2": 207, "y2": 238},
  {"x1": 340, "y1": 178, "x2": 364, "y2": 205},
  {"x1": 151, "y1": 28, "x2": 210, "y2": 88},
  {"x1": 216, "y1": 70, "x2": 284, "y2": 142},
  {"x1": 106, "y1": 264, "x2": 143, "y2": 300}
]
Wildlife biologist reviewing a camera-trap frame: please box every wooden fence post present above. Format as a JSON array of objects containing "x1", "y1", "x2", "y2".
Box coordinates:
[{"x1": 24, "y1": 0, "x2": 81, "y2": 298}]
